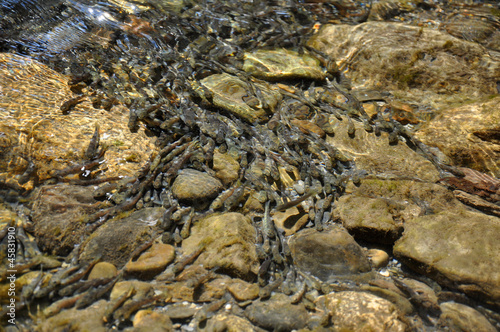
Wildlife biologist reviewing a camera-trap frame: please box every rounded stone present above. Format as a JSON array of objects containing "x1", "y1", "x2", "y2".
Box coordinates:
[
  {"x1": 88, "y1": 262, "x2": 118, "y2": 280},
  {"x1": 227, "y1": 279, "x2": 260, "y2": 301},
  {"x1": 125, "y1": 242, "x2": 175, "y2": 278},
  {"x1": 438, "y1": 302, "x2": 496, "y2": 332},
  {"x1": 171, "y1": 168, "x2": 223, "y2": 201},
  {"x1": 368, "y1": 249, "x2": 390, "y2": 268}
]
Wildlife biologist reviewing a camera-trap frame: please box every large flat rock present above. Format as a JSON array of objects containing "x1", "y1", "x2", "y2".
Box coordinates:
[
  {"x1": 416, "y1": 97, "x2": 500, "y2": 177},
  {"x1": 308, "y1": 22, "x2": 499, "y2": 110},
  {"x1": 394, "y1": 209, "x2": 500, "y2": 305}
]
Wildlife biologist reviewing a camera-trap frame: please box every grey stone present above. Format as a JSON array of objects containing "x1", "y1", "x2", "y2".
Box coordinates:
[{"x1": 245, "y1": 293, "x2": 309, "y2": 331}]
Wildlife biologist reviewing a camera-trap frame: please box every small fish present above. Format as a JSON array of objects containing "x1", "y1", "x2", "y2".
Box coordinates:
[
  {"x1": 60, "y1": 95, "x2": 85, "y2": 115},
  {"x1": 274, "y1": 190, "x2": 317, "y2": 212}
]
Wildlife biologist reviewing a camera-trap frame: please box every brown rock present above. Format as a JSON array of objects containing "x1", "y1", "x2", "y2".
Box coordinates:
[
  {"x1": 308, "y1": 22, "x2": 499, "y2": 110},
  {"x1": 132, "y1": 309, "x2": 173, "y2": 332},
  {"x1": 31, "y1": 184, "x2": 102, "y2": 256},
  {"x1": 171, "y1": 168, "x2": 223, "y2": 201},
  {"x1": 438, "y1": 302, "x2": 497, "y2": 332},
  {"x1": 316, "y1": 291, "x2": 407, "y2": 331},
  {"x1": 205, "y1": 313, "x2": 258, "y2": 332},
  {"x1": 416, "y1": 97, "x2": 500, "y2": 177},
  {"x1": 245, "y1": 293, "x2": 309, "y2": 331},
  {"x1": 227, "y1": 279, "x2": 260, "y2": 301},
  {"x1": 213, "y1": 150, "x2": 240, "y2": 185},
  {"x1": 181, "y1": 212, "x2": 259, "y2": 280},
  {"x1": 37, "y1": 300, "x2": 108, "y2": 332},
  {"x1": 290, "y1": 119, "x2": 325, "y2": 138},
  {"x1": 125, "y1": 242, "x2": 175, "y2": 279},
  {"x1": 272, "y1": 206, "x2": 309, "y2": 236},
  {"x1": 325, "y1": 118, "x2": 440, "y2": 183},
  {"x1": 394, "y1": 209, "x2": 500, "y2": 305},
  {"x1": 88, "y1": 262, "x2": 118, "y2": 280},
  {"x1": 110, "y1": 280, "x2": 154, "y2": 302},
  {"x1": 367, "y1": 249, "x2": 390, "y2": 268},
  {"x1": 0, "y1": 53, "x2": 154, "y2": 190}
]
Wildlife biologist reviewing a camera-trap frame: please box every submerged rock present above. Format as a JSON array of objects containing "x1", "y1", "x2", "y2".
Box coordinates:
[
  {"x1": 79, "y1": 207, "x2": 164, "y2": 268},
  {"x1": 245, "y1": 293, "x2": 309, "y2": 331},
  {"x1": 416, "y1": 97, "x2": 500, "y2": 177},
  {"x1": 0, "y1": 53, "x2": 155, "y2": 190},
  {"x1": 181, "y1": 212, "x2": 259, "y2": 280},
  {"x1": 31, "y1": 184, "x2": 102, "y2": 256},
  {"x1": 394, "y1": 209, "x2": 500, "y2": 305},
  {"x1": 243, "y1": 48, "x2": 325, "y2": 81},
  {"x1": 308, "y1": 22, "x2": 499, "y2": 110},
  {"x1": 316, "y1": 291, "x2": 407, "y2": 331},
  {"x1": 194, "y1": 73, "x2": 281, "y2": 123},
  {"x1": 438, "y1": 302, "x2": 497, "y2": 332},
  {"x1": 171, "y1": 168, "x2": 223, "y2": 202},
  {"x1": 335, "y1": 179, "x2": 459, "y2": 244},
  {"x1": 125, "y1": 242, "x2": 175, "y2": 279},
  {"x1": 289, "y1": 225, "x2": 372, "y2": 282}
]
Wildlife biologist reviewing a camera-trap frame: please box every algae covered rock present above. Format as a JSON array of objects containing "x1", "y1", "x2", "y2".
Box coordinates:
[
  {"x1": 79, "y1": 207, "x2": 164, "y2": 268},
  {"x1": 31, "y1": 184, "x2": 102, "y2": 256},
  {"x1": 181, "y1": 212, "x2": 259, "y2": 280}
]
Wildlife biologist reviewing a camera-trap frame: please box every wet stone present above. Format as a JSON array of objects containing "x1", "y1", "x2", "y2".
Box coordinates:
[
  {"x1": 367, "y1": 249, "x2": 390, "y2": 269},
  {"x1": 244, "y1": 293, "x2": 309, "y2": 331},
  {"x1": 171, "y1": 168, "x2": 223, "y2": 202},
  {"x1": 335, "y1": 179, "x2": 461, "y2": 245},
  {"x1": 438, "y1": 302, "x2": 497, "y2": 332},
  {"x1": 31, "y1": 184, "x2": 101, "y2": 256},
  {"x1": 131, "y1": 309, "x2": 173, "y2": 332},
  {"x1": 125, "y1": 242, "x2": 175, "y2": 279},
  {"x1": 326, "y1": 118, "x2": 440, "y2": 183},
  {"x1": 181, "y1": 212, "x2": 259, "y2": 280},
  {"x1": 88, "y1": 262, "x2": 118, "y2": 280},
  {"x1": 336, "y1": 195, "x2": 404, "y2": 244},
  {"x1": 227, "y1": 279, "x2": 260, "y2": 301},
  {"x1": 37, "y1": 299, "x2": 108, "y2": 332},
  {"x1": 289, "y1": 225, "x2": 372, "y2": 282},
  {"x1": 79, "y1": 207, "x2": 164, "y2": 268},
  {"x1": 0, "y1": 53, "x2": 154, "y2": 190},
  {"x1": 272, "y1": 206, "x2": 309, "y2": 236},
  {"x1": 212, "y1": 149, "x2": 240, "y2": 185},
  {"x1": 243, "y1": 48, "x2": 325, "y2": 81},
  {"x1": 163, "y1": 303, "x2": 199, "y2": 320},
  {"x1": 394, "y1": 209, "x2": 500, "y2": 305},
  {"x1": 110, "y1": 280, "x2": 153, "y2": 302},
  {"x1": 416, "y1": 97, "x2": 500, "y2": 177},
  {"x1": 194, "y1": 73, "x2": 281, "y2": 123},
  {"x1": 308, "y1": 22, "x2": 499, "y2": 110},
  {"x1": 316, "y1": 291, "x2": 407, "y2": 331},
  {"x1": 204, "y1": 313, "x2": 259, "y2": 332}
]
